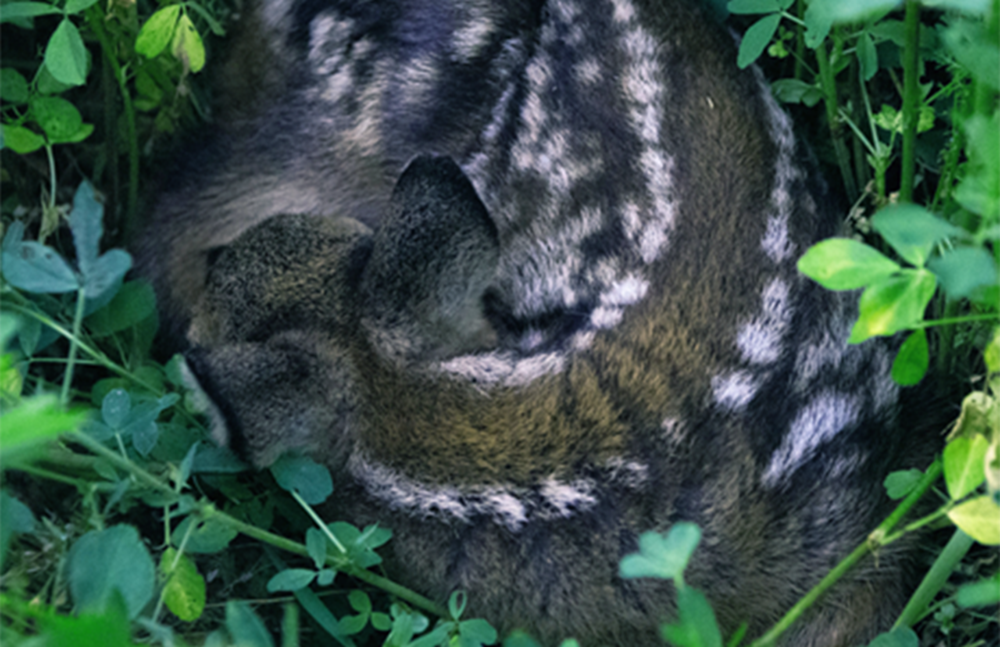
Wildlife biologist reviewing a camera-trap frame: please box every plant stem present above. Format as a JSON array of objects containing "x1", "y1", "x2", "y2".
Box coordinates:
[
  {"x1": 59, "y1": 287, "x2": 87, "y2": 407},
  {"x1": 44, "y1": 144, "x2": 57, "y2": 210},
  {"x1": 5, "y1": 302, "x2": 164, "y2": 395},
  {"x1": 207, "y1": 507, "x2": 450, "y2": 619},
  {"x1": 749, "y1": 457, "x2": 942, "y2": 647},
  {"x1": 894, "y1": 529, "x2": 975, "y2": 628},
  {"x1": 816, "y1": 38, "x2": 858, "y2": 202},
  {"x1": 915, "y1": 313, "x2": 999, "y2": 329},
  {"x1": 85, "y1": 5, "x2": 139, "y2": 230},
  {"x1": 67, "y1": 428, "x2": 451, "y2": 618},
  {"x1": 899, "y1": 0, "x2": 921, "y2": 202},
  {"x1": 292, "y1": 490, "x2": 347, "y2": 554}
]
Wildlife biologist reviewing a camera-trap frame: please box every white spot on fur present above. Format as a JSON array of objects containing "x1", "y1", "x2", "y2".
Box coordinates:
[
  {"x1": 398, "y1": 54, "x2": 440, "y2": 108},
  {"x1": 452, "y1": 10, "x2": 495, "y2": 60},
  {"x1": 756, "y1": 67, "x2": 801, "y2": 265},
  {"x1": 793, "y1": 311, "x2": 853, "y2": 392},
  {"x1": 436, "y1": 350, "x2": 564, "y2": 388},
  {"x1": 604, "y1": 274, "x2": 649, "y2": 306},
  {"x1": 870, "y1": 344, "x2": 899, "y2": 413},
  {"x1": 763, "y1": 392, "x2": 861, "y2": 487},
  {"x1": 540, "y1": 477, "x2": 597, "y2": 517},
  {"x1": 737, "y1": 278, "x2": 791, "y2": 365},
  {"x1": 712, "y1": 371, "x2": 759, "y2": 411},
  {"x1": 611, "y1": 0, "x2": 636, "y2": 24},
  {"x1": 591, "y1": 306, "x2": 624, "y2": 329},
  {"x1": 762, "y1": 214, "x2": 795, "y2": 263},
  {"x1": 349, "y1": 455, "x2": 612, "y2": 531},
  {"x1": 604, "y1": 457, "x2": 650, "y2": 489},
  {"x1": 576, "y1": 58, "x2": 603, "y2": 85}
]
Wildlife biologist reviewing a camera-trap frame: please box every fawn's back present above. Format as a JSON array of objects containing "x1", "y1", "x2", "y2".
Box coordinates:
[{"x1": 137, "y1": 0, "x2": 934, "y2": 644}]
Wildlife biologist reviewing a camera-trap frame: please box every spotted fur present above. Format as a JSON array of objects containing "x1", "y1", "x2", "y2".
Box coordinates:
[{"x1": 137, "y1": 0, "x2": 936, "y2": 644}]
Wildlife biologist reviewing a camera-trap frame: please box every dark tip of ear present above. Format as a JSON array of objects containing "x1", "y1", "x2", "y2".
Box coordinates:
[
  {"x1": 206, "y1": 245, "x2": 227, "y2": 268},
  {"x1": 393, "y1": 155, "x2": 487, "y2": 215}
]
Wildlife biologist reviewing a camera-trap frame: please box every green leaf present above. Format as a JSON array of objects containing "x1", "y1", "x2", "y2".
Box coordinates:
[
  {"x1": 68, "y1": 179, "x2": 103, "y2": 269},
  {"x1": 985, "y1": 328, "x2": 1000, "y2": 377},
  {"x1": 956, "y1": 573, "x2": 1000, "y2": 607},
  {"x1": 348, "y1": 589, "x2": 371, "y2": 614},
  {"x1": 848, "y1": 270, "x2": 937, "y2": 343},
  {"x1": 449, "y1": 590, "x2": 468, "y2": 619},
  {"x1": 865, "y1": 627, "x2": 918, "y2": 647},
  {"x1": 371, "y1": 611, "x2": 391, "y2": 631},
  {"x1": 64, "y1": 0, "x2": 100, "y2": 13},
  {"x1": 871, "y1": 204, "x2": 964, "y2": 268},
  {"x1": 737, "y1": 14, "x2": 781, "y2": 69},
  {"x1": 86, "y1": 280, "x2": 158, "y2": 337},
  {"x1": 339, "y1": 612, "x2": 368, "y2": 635},
  {"x1": 817, "y1": 0, "x2": 900, "y2": 23},
  {"x1": 82, "y1": 249, "x2": 132, "y2": 304},
  {"x1": 943, "y1": 17, "x2": 1000, "y2": 91},
  {"x1": 952, "y1": 391, "x2": 994, "y2": 440},
  {"x1": 316, "y1": 568, "x2": 335, "y2": 586},
  {"x1": 293, "y1": 585, "x2": 358, "y2": 646},
  {"x1": 191, "y1": 444, "x2": 249, "y2": 472},
  {"x1": 326, "y1": 521, "x2": 386, "y2": 569},
  {"x1": 0, "y1": 491, "x2": 36, "y2": 533},
  {"x1": 954, "y1": 114, "x2": 1000, "y2": 220},
  {"x1": 270, "y1": 454, "x2": 333, "y2": 504},
  {"x1": 619, "y1": 523, "x2": 701, "y2": 582},
  {"x1": 857, "y1": 32, "x2": 878, "y2": 81},
  {"x1": 160, "y1": 547, "x2": 206, "y2": 621},
  {"x1": 884, "y1": 469, "x2": 923, "y2": 500},
  {"x1": 923, "y1": 0, "x2": 991, "y2": 12},
  {"x1": 928, "y1": 246, "x2": 998, "y2": 300},
  {"x1": 1, "y1": 124, "x2": 46, "y2": 153},
  {"x1": 727, "y1": 0, "x2": 785, "y2": 14},
  {"x1": 802, "y1": 1, "x2": 833, "y2": 48},
  {"x1": 0, "y1": 69, "x2": 29, "y2": 104},
  {"x1": 266, "y1": 568, "x2": 316, "y2": 592},
  {"x1": 770, "y1": 79, "x2": 823, "y2": 106},
  {"x1": 184, "y1": 1, "x2": 226, "y2": 36},
  {"x1": 39, "y1": 596, "x2": 135, "y2": 647},
  {"x1": 173, "y1": 514, "x2": 238, "y2": 553},
  {"x1": 891, "y1": 330, "x2": 928, "y2": 386},
  {"x1": 43, "y1": 19, "x2": 88, "y2": 86},
  {"x1": 172, "y1": 13, "x2": 206, "y2": 72},
  {"x1": 944, "y1": 434, "x2": 989, "y2": 500},
  {"x1": 0, "y1": 395, "x2": 86, "y2": 467},
  {"x1": 31, "y1": 94, "x2": 82, "y2": 144},
  {"x1": 306, "y1": 527, "x2": 328, "y2": 568},
  {"x1": 1, "y1": 221, "x2": 79, "y2": 293},
  {"x1": 136, "y1": 6, "x2": 181, "y2": 59},
  {"x1": 226, "y1": 601, "x2": 275, "y2": 647},
  {"x1": 948, "y1": 496, "x2": 1000, "y2": 545},
  {"x1": 458, "y1": 618, "x2": 499, "y2": 647},
  {"x1": 0, "y1": 2, "x2": 61, "y2": 22},
  {"x1": 68, "y1": 525, "x2": 156, "y2": 619},
  {"x1": 101, "y1": 388, "x2": 131, "y2": 428},
  {"x1": 660, "y1": 586, "x2": 723, "y2": 647},
  {"x1": 797, "y1": 238, "x2": 900, "y2": 290}
]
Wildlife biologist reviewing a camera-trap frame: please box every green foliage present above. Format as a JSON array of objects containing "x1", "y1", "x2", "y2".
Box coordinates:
[{"x1": 1, "y1": 0, "x2": 997, "y2": 646}]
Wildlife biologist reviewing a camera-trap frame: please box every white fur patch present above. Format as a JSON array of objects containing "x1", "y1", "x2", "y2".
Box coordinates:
[
  {"x1": 793, "y1": 311, "x2": 853, "y2": 392},
  {"x1": 736, "y1": 278, "x2": 791, "y2": 365},
  {"x1": 712, "y1": 370, "x2": 759, "y2": 411},
  {"x1": 756, "y1": 68, "x2": 801, "y2": 264},
  {"x1": 349, "y1": 454, "x2": 648, "y2": 531},
  {"x1": 451, "y1": 7, "x2": 496, "y2": 60},
  {"x1": 763, "y1": 391, "x2": 861, "y2": 487},
  {"x1": 436, "y1": 350, "x2": 566, "y2": 388}
]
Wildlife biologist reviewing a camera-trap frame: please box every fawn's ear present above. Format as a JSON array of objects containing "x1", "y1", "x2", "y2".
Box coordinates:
[
  {"x1": 183, "y1": 331, "x2": 357, "y2": 468},
  {"x1": 361, "y1": 155, "x2": 500, "y2": 363}
]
